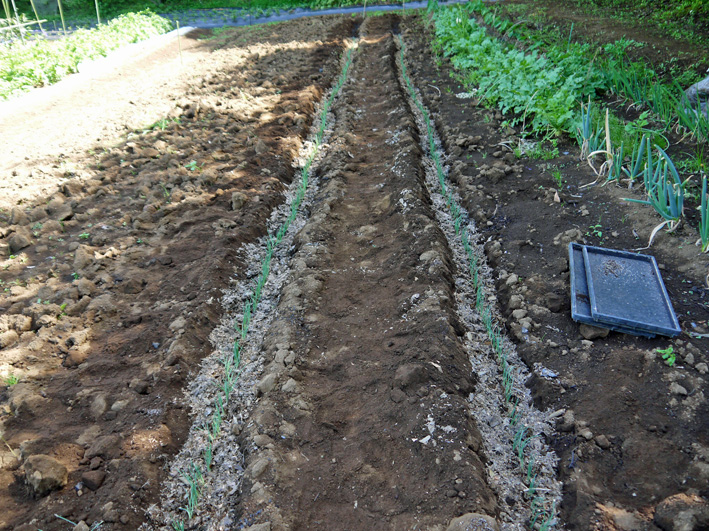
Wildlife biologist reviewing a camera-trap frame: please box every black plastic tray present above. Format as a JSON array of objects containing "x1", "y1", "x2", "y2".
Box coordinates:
[
  {"x1": 582, "y1": 245, "x2": 680, "y2": 337},
  {"x1": 568, "y1": 243, "x2": 655, "y2": 337}
]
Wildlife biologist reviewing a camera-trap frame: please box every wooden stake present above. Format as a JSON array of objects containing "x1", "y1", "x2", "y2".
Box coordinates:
[
  {"x1": 0, "y1": 18, "x2": 45, "y2": 32},
  {"x1": 28, "y1": 0, "x2": 44, "y2": 32},
  {"x1": 2, "y1": 0, "x2": 12, "y2": 25},
  {"x1": 56, "y1": 0, "x2": 67, "y2": 36},
  {"x1": 9, "y1": 0, "x2": 24, "y2": 41},
  {"x1": 177, "y1": 21, "x2": 183, "y2": 66}
]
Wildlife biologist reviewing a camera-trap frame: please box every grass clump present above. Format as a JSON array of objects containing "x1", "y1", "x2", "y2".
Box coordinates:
[{"x1": 0, "y1": 10, "x2": 172, "y2": 100}]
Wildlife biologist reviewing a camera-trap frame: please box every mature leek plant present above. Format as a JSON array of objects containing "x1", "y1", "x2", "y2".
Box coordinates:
[{"x1": 624, "y1": 145, "x2": 687, "y2": 247}]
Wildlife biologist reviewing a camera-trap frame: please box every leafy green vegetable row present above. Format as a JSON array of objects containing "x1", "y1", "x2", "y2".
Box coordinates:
[
  {"x1": 430, "y1": 0, "x2": 603, "y2": 135},
  {"x1": 0, "y1": 10, "x2": 172, "y2": 100},
  {"x1": 477, "y1": 1, "x2": 708, "y2": 149}
]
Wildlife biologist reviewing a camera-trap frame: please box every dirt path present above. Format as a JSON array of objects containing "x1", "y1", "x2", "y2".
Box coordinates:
[{"x1": 0, "y1": 29, "x2": 220, "y2": 211}]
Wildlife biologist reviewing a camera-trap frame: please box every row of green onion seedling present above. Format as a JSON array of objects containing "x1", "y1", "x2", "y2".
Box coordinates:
[
  {"x1": 398, "y1": 34, "x2": 556, "y2": 530},
  {"x1": 171, "y1": 42, "x2": 355, "y2": 531},
  {"x1": 600, "y1": 60, "x2": 709, "y2": 147}
]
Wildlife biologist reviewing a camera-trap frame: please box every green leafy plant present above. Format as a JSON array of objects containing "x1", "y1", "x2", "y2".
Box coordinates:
[
  {"x1": 160, "y1": 183, "x2": 171, "y2": 202},
  {"x1": 622, "y1": 134, "x2": 648, "y2": 182},
  {"x1": 184, "y1": 160, "x2": 201, "y2": 172},
  {"x1": 78, "y1": 232, "x2": 90, "y2": 240},
  {"x1": 576, "y1": 100, "x2": 603, "y2": 159},
  {"x1": 3, "y1": 374, "x2": 19, "y2": 386},
  {"x1": 586, "y1": 218, "x2": 603, "y2": 240},
  {"x1": 550, "y1": 166, "x2": 564, "y2": 189},
  {"x1": 431, "y1": 2, "x2": 602, "y2": 136},
  {"x1": 623, "y1": 145, "x2": 687, "y2": 246},
  {"x1": 147, "y1": 117, "x2": 180, "y2": 131},
  {"x1": 0, "y1": 11, "x2": 173, "y2": 100},
  {"x1": 657, "y1": 346, "x2": 676, "y2": 366}
]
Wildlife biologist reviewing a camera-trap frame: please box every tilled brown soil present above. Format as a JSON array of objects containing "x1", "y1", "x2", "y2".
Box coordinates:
[
  {"x1": 228, "y1": 17, "x2": 498, "y2": 530},
  {"x1": 0, "y1": 16, "x2": 354, "y2": 531},
  {"x1": 400, "y1": 13, "x2": 709, "y2": 531},
  {"x1": 1, "y1": 8, "x2": 708, "y2": 531}
]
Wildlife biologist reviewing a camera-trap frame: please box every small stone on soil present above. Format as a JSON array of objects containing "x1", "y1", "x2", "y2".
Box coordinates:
[
  {"x1": 231, "y1": 191, "x2": 248, "y2": 210},
  {"x1": 669, "y1": 382, "x2": 688, "y2": 396},
  {"x1": 0, "y1": 330, "x2": 19, "y2": 349},
  {"x1": 81, "y1": 470, "x2": 106, "y2": 491},
  {"x1": 654, "y1": 493, "x2": 709, "y2": 531},
  {"x1": 595, "y1": 435, "x2": 611, "y2": 449},
  {"x1": 579, "y1": 428, "x2": 594, "y2": 441},
  {"x1": 249, "y1": 457, "x2": 270, "y2": 479},
  {"x1": 511, "y1": 309, "x2": 527, "y2": 320},
  {"x1": 394, "y1": 363, "x2": 427, "y2": 390},
  {"x1": 244, "y1": 523, "x2": 271, "y2": 531},
  {"x1": 545, "y1": 292, "x2": 564, "y2": 313},
  {"x1": 129, "y1": 378, "x2": 149, "y2": 394},
  {"x1": 23, "y1": 454, "x2": 68, "y2": 497},
  {"x1": 446, "y1": 513, "x2": 500, "y2": 531},
  {"x1": 8, "y1": 231, "x2": 32, "y2": 253},
  {"x1": 257, "y1": 373, "x2": 277, "y2": 395},
  {"x1": 579, "y1": 324, "x2": 610, "y2": 340},
  {"x1": 558, "y1": 409, "x2": 575, "y2": 432},
  {"x1": 390, "y1": 388, "x2": 406, "y2": 403}
]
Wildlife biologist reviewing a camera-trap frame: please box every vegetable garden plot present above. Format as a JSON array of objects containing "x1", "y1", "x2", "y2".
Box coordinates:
[
  {"x1": 0, "y1": 16, "x2": 353, "y2": 531},
  {"x1": 1, "y1": 3, "x2": 708, "y2": 531},
  {"x1": 401, "y1": 6, "x2": 709, "y2": 530}
]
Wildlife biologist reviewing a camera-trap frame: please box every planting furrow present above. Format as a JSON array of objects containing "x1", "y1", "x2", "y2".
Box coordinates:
[
  {"x1": 221, "y1": 15, "x2": 500, "y2": 530},
  {"x1": 396, "y1": 32, "x2": 561, "y2": 529},
  {"x1": 146, "y1": 32, "x2": 357, "y2": 531}
]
